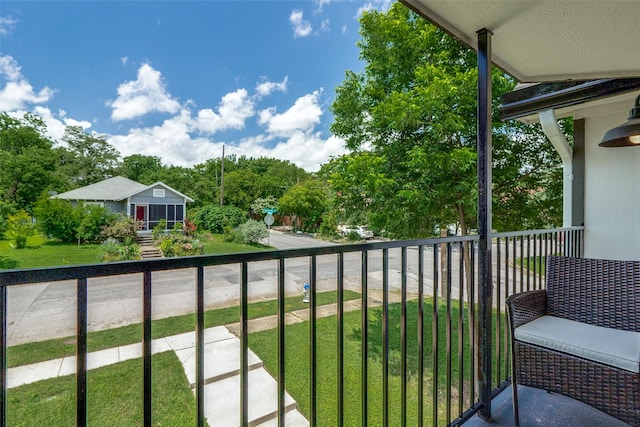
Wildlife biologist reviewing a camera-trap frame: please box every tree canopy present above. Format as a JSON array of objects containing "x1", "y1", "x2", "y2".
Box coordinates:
[{"x1": 325, "y1": 3, "x2": 563, "y2": 238}]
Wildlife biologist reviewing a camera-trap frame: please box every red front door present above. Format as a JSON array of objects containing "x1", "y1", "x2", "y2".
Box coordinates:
[{"x1": 136, "y1": 206, "x2": 146, "y2": 229}]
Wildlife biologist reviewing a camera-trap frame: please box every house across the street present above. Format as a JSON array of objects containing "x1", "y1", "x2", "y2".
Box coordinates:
[{"x1": 52, "y1": 176, "x2": 194, "y2": 231}]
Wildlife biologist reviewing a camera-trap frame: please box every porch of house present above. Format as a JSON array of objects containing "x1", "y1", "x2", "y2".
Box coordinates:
[{"x1": 463, "y1": 385, "x2": 627, "y2": 427}]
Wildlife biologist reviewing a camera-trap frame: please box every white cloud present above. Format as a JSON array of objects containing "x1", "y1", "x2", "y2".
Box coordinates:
[
  {"x1": 357, "y1": 0, "x2": 393, "y2": 17},
  {"x1": 230, "y1": 131, "x2": 346, "y2": 173},
  {"x1": 268, "y1": 132, "x2": 346, "y2": 172},
  {"x1": 290, "y1": 10, "x2": 312, "y2": 38},
  {"x1": 258, "y1": 90, "x2": 323, "y2": 137},
  {"x1": 120, "y1": 56, "x2": 128, "y2": 66},
  {"x1": 0, "y1": 16, "x2": 18, "y2": 36},
  {"x1": 108, "y1": 109, "x2": 221, "y2": 166},
  {"x1": 106, "y1": 88, "x2": 344, "y2": 172},
  {"x1": 1, "y1": 52, "x2": 345, "y2": 172},
  {"x1": 320, "y1": 19, "x2": 330, "y2": 33},
  {"x1": 0, "y1": 55, "x2": 55, "y2": 111},
  {"x1": 194, "y1": 88, "x2": 255, "y2": 133},
  {"x1": 108, "y1": 63, "x2": 180, "y2": 121},
  {"x1": 314, "y1": 0, "x2": 332, "y2": 12},
  {"x1": 16, "y1": 106, "x2": 92, "y2": 142},
  {"x1": 255, "y1": 76, "x2": 288, "y2": 97}
]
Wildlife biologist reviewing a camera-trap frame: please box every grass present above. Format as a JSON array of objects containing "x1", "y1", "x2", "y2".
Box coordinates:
[
  {"x1": 249, "y1": 299, "x2": 509, "y2": 426},
  {"x1": 0, "y1": 235, "x2": 102, "y2": 270},
  {"x1": 0, "y1": 233, "x2": 269, "y2": 271},
  {"x1": 200, "y1": 233, "x2": 270, "y2": 254},
  {"x1": 7, "y1": 290, "x2": 361, "y2": 368},
  {"x1": 7, "y1": 351, "x2": 198, "y2": 426}
]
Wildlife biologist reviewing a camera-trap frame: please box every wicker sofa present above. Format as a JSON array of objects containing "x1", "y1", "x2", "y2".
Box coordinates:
[{"x1": 506, "y1": 256, "x2": 640, "y2": 426}]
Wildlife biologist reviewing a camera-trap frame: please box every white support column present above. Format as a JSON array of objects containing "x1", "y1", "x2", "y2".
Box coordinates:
[{"x1": 539, "y1": 109, "x2": 573, "y2": 227}]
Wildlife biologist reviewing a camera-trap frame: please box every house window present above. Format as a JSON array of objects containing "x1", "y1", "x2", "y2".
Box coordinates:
[
  {"x1": 153, "y1": 189, "x2": 165, "y2": 198},
  {"x1": 148, "y1": 204, "x2": 166, "y2": 229}
]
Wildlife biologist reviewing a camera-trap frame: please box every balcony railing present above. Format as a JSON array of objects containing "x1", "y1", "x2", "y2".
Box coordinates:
[{"x1": 0, "y1": 226, "x2": 583, "y2": 426}]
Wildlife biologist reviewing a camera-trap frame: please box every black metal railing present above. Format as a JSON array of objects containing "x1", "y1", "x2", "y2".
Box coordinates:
[{"x1": 0, "y1": 227, "x2": 583, "y2": 426}]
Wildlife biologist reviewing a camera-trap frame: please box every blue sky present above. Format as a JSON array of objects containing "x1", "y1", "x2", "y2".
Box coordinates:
[{"x1": 0, "y1": 0, "x2": 391, "y2": 171}]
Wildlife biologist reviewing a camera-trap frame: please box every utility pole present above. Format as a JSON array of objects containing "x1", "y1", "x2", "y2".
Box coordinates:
[{"x1": 219, "y1": 145, "x2": 225, "y2": 207}]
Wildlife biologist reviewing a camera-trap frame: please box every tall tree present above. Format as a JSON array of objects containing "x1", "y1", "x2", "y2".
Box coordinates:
[
  {"x1": 278, "y1": 179, "x2": 329, "y2": 231},
  {"x1": 328, "y1": 3, "x2": 562, "y2": 238},
  {"x1": 0, "y1": 113, "x2": 58, "y2": 211},
  {"x1": 59, "y1": 126, "x2": 120, "y2": 187},
  {"x1": 118, "y1": 154, "x2": 164, "y2": 184}
]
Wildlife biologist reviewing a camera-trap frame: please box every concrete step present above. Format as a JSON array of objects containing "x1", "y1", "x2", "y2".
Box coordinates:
[
  {"x1": 203, "y1": 368, "x2": 298, "y2": 427},
  {"x1": 174, "y1": 336, "x2": 263, "y2": 386},
  {"x1": 256, "y1": 410, "x2": 309, "y2": 426},
  {"x1": 140, "y1": 245, "x2": 162, "y2": 259}
]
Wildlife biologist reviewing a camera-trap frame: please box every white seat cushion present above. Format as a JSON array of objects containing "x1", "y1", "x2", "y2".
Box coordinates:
[{"x1": 514, "y1": 315, "x2": 640, "y2": 373}]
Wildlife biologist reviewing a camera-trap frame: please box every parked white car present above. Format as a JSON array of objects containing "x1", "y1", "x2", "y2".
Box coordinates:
[{"x1": 338, "y1": 225, "x2": 374, "y2": 239}]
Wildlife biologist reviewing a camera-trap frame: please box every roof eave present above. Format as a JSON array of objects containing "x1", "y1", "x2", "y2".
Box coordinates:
[{"x1": 499, "y1": 78, "x2": 640, "y2": 122}]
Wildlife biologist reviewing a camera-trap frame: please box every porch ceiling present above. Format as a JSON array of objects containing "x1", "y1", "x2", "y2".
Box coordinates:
[{"x1": 400, "y1": 0, "x2": 640, "y2": 83}]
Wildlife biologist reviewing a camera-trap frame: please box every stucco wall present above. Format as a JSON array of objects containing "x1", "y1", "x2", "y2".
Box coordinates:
[{"x1": 584, "y1": 113, "x2": 640, "y2": 260}]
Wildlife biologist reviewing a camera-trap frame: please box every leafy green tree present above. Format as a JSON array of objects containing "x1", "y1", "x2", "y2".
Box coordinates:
[
  {"x1": 34, "y1": 197, "x2": 81, "y2": 242},
  {"x1": 118, "y1": 154, "x2": 164, "y2": 184},
  {"x1": 0, "y1": 202, "x2": 17, "y2": 239},
  {"x1": 223, "y1": 169, "x2": 262, "y2": 212},
  {"x1": 0, "y1": 113, "x2": 58, "y2": 212},
  {"x1": 191, "y1": 205, "x2": 246, "y2": 234},
  {"x1": 6, "y1": 210, "x2": 35, "y2": 249},
  {"x1": 59, "y1": 126, "x2": 119, "y2": 187},
  {"x1": 190, "y1": 155, "x2": 310, "y2": 209},
  {"x1": 328, "y1": 3, "x2": 562, "y2": 238},
  {"x1": 156, "y1": 165, "x2": 198, "y2": 197},
  {"x1": 278, "y1": 180, "x2": 329, "y2": 231},
  {"x1": 77, "y1": 204, "x2": 117, "y2": 243},
  {"x1": 250, "y1": 196, "x2": 278, "y2": 216}
]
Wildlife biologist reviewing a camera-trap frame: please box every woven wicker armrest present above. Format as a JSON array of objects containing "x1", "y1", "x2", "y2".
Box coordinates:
[{"x1": 506, "y1": 289, "x2": 547, "y2": 330}]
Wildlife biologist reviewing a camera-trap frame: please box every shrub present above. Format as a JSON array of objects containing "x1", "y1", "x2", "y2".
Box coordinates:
[
  {"x1": 226, "y1": 219, "x2": 267, "y2": 245},
  {"x1": 34, "y1": 197, "x2": 80, "y2": 242},
  {"x1": 77, "y1": 204, "x2": 117, "y2": 243},
  {"x1": 239, "y1": 219, "x2": 268, "y2": 244},
  {"x1": 183, "y1": 218, "x2": 197, "y2": 236},
  {"x1": 318, "y1": 210, "x2": 339, "y2": 238},
  {"x1": 157, "y1": 234, "x2": 203, "y2": 257},
  {"x1": 192, "y1": 205, "x2": 246, "y2": 234},
  {"x1": 99, "y1": 214, "x2": 141, "y2": 242},
  {"x1": 223, "y1": 227, "x2": 244, "y2": 244},
  {"x1": 0, "y1": 202, "x2": 16, "y2": 239},
  {"x1": 152, "y1": 219, "x2": 168, "y2": 240},
  {"x1": 6, "y1": 210, "x2": 36, "y2": 249},
  {"x1": 99, "y1": 237, "x2": 141, "y2": 262}
]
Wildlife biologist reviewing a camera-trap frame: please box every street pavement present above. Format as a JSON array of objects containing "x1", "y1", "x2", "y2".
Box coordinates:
[
  {"x1": 6, "y1": 231, "x2": 394, "y2": 345},
  {"x1": 7, "y1": 230, "x2": 529, "y2": 345}
]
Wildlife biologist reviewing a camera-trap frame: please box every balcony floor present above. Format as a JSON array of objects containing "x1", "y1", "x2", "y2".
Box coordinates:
[{"x1": 463, "y1": 384, "x2": 628, "y2": 427}]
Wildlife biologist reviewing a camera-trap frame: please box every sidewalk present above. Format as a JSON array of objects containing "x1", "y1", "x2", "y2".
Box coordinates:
[{"x1": 7, "y1": 297, "x2": 385, "y2": 426}]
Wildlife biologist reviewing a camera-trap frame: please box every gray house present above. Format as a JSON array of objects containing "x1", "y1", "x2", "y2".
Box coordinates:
[{"x1": 53, "y1": 176, "x2": 194, "y2": 231}]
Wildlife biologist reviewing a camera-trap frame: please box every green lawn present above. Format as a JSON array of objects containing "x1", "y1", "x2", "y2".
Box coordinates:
[
  {"x1": 0, "y1": 233, "x2": 268, "y2": 270},
  {"x1": 0, "y1": 235, "x2": 102, "y2": 270},
  {"x1": 249, "y1": 299, "x2": 509, "y2": 426},
  {"x1": 8, "y1": 290, "x2": 361, "y2": 367},
  {"x1": 7, "y1": 351, "x2": 198, "y2": 426},
  {"x1": 200, "y1": 233, "x2": 270, "y2": 254}
]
